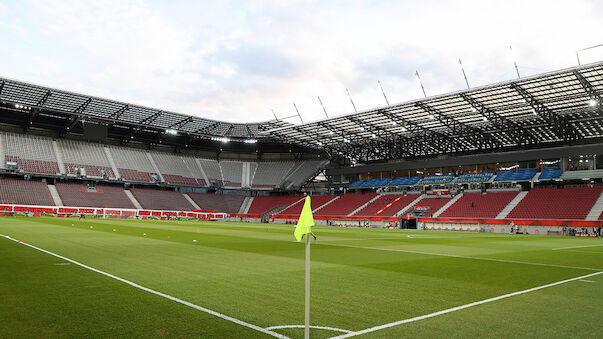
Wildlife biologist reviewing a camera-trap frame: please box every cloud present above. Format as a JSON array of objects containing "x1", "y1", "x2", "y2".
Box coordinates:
[{"x1": 0, "y1": 0, "x2": 602, "y2": 123}]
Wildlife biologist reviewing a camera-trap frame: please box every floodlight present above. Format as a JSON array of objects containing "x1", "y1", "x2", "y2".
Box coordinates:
[{"x1": 589, "y1": 98, "x2": 598, "y2": 106}]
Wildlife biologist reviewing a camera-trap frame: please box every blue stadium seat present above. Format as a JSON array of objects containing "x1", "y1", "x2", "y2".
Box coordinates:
[
  {"x1": 494, "y1": 169, "x2": 537, "y2": 182},
  {"x1": 455, "y1": 172, "x2": 495, "y2": 183},
  {"x1": 387, "y1": 176, "x2": 422, "y2": 187},
  {"x1": 419, "y1": 175, "x2": 455, "y2": 185},
  {"x1": 538, "y1": 168, "x2": 562, "y2": 180},
  {"x1": 349, "y1": 180, "x2": 365, "y2": 188},
  {"x1": 361, "y1": 177, "x2": 392, "y2": 187}
]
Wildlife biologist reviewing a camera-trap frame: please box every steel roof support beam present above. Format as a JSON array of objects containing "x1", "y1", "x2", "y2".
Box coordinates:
[
  {"x1": 459, "y1": 93, "x2": 538, "y2": 145},
  {"x1": 510, "y1": 83, "x2": 582, "y2": 141},
  {"x1": 415, "y1": 102, "x2": 503, "y2": 149},
  {"x1": 140, "y1": 110, "x2": 163, "y2": 125},
  {"x1": 169, "y1": 116, "x2": 193, "y2": 129},
  {"x1": 110, "y1": 104, "x2": 129, "y2": 120}
]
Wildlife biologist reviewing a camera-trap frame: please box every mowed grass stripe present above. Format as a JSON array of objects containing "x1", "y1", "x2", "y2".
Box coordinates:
[
  {"x1": 0, "y1": 235, "x2": 276, "y2": 339},
  {"x1": 1, "y1": 217, "x2": 601, "y2": 338}
]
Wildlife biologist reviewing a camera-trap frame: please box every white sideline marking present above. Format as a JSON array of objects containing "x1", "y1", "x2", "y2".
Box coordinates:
[
  {"x1": 579, "y1": 279, "x2": 596, "y2": 283},
  {"x1": 0, "y1": 234, "x2": 287, "y2": 339},
  {"x1": 330, "y1": 271, "x2": 603, "y2": 338},
  {"x1": 552, "y1": 244, "x2": 603, "y2": 250},
  {"x1": 320, "y1": 243, "x2": 602, "y2": 271},
  {"x1": 265, "y1": 325, "x2": 352, "y2": 333}
]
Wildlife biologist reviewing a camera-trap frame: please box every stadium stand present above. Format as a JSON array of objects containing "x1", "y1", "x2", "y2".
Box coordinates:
[
  {"x1": 404, "y1": 197, "x2": 451, "y2": 217},
  {"x1": 277, "y1": 195, "x2": 336, "y2": 215},
  {"x1": 494, "y1": 169, "x2": 538, "y2": 182},
  {"x1": 0, "y1": 178, "x2": 55, "y2": 205},
  {"x1": 251, "y1": 161, "x2": 294, "y2": 189},
  {"x1": 198, "y1": 158, "x2": 222, "y2": 186},
  {"x1": 109, "y1": 147, "x2": 157, "y2": 182},
  {"x1": 151, "y1": 152, "x2": 200, "y2": 187},
  {"x1": 1, "y1": 132, "x2": 60, "y2": 175},
  {"x1": 55, "y1": 183, "x2": 135, "y2": 209},
  {"x1": 58, "y1": 139, "x2": 115, "y2": 178},
  {"x1": 353, "y1": 194, "x2": 418, "y2": 216},
  {"x1": 130, "y1": 188, "x2": 194, "y2": 210},
  {"x1": 220, "y1": 161, "x2": 243, "y2": 187},
  {"x1": 387, "y1": 176, "x2": 422, "y2": 186},
  {"x1": 183, "y1": 157, "x2": 207, "y2": 187},
  {"x1": 419, "y1": 175, "x2": 455, "y2": 185},
  {"x1": 247, "y1": 195, "x2": 303, "y2": 215},
  {"x1": 314, "y1": 193, "x2": 378, "y2": 216},
  {"x1": 361, "y1": 178, "x2": 392, "y2": 188},
  {"x1": 538, "y1": 168, "x2": 562, "y2": 180},
  {"x1": 455, "y1": 172, "x2": 495, "y2": 183},
  {"x1": 186, "y1": 193, "x2": 245, "y2": 213},
  {"x1": 349, "y1": 180, "x2": 365, "y2": 188},
  {"x1": 282, "y1": 160, "x2": 328, "y2": 189},
  {"x1": 507, "y1": 186, "x2": 603, "y2": 220},
  {"x1": 439, "y1": 191, "x2": 518, "y2": 218}
]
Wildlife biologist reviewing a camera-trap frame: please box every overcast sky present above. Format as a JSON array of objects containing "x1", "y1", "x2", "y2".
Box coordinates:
[{"x1": 1, "y1": 0, "x2": 603, "y2": 124}]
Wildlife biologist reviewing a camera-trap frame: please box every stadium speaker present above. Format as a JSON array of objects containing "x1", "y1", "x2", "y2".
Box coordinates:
[{"x1": 83, "y1": 122, "x2": 108, "y2": 142}]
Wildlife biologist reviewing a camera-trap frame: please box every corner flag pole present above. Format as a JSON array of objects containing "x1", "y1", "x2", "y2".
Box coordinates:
[
  {"x1": 294, "y1": 196, "x2": 314, "y2": 339},
  {"x1": 305, "y1": 233, "x2": 310, "y2": 339}
]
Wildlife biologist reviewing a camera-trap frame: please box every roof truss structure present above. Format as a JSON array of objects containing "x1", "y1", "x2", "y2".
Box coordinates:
[
  {"x1": 264, "y1": 62, "x2": 603, "y2": 162},
  {"x1": 0, "y1": 78, "x2": 290, "y2": 140}
]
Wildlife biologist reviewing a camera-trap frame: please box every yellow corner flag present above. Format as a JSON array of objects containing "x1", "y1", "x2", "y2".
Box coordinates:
[{"x1": 294, "y1": 196, "x2": 314, "y2": 242}]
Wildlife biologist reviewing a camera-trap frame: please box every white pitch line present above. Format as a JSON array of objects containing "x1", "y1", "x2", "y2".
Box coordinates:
[
  {"x1": 579, "y1": 279, "x2": 596, "y2": 283},
  {"x1": 0, "y1": 234, "x2": 288, "y2": 339},
  {"x1": 552, "y1": 244, "x2": 603, "y2": 250},
  {"x1": 320, "y1": 243, "x2": 602, "y2": 271},
  {"x1": 330, "y1": 270, "x2": 603, "y2": 338},
  {"x1": 265, "y1": 325, "x2": 352, "y2": 333}
]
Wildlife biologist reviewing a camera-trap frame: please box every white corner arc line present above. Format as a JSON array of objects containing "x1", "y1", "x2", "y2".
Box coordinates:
[
  {"x1": 265, "y1": 325, "x2": 352, "y2": 333},
  {"x1": 320, "y1": 242, "x2": 602, "y2": 271},
  {"x1": 552, "y1": 244, "x2": 603, "y2": 250},
  {"x1": 0, "y1": 234, "x2": 288, "y2": 339},
  {"x1": 329, "y1": 270, "x2": 603, "y2": 339}
]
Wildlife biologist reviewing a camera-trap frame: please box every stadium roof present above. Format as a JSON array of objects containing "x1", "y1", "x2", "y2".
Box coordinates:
[
  {"x1": 0, "y1": 77, "x2": 291, "y2": 140},
  {"x1": 264, "y1": 62, "x2": 603, "y2": 162}
]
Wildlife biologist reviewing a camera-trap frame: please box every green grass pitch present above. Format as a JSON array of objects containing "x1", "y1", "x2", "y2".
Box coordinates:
[{"x1": 0, "y1": 216, "x2": 602, "y2": 338}]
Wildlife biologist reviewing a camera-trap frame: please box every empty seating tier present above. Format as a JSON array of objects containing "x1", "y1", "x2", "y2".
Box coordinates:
[
  {"x1": 0, "y1": 178, "x2": 55, "y2": 206},
  {"x1": 439, "y1": 191, "x2": 518, "y2": 218},
  {"x1": 151, "y1": 153, "x2": 202, "y2": 187},
  {"x1": 419, "y1": 175, "x2": 455, "y2": 185},
  {"x1": 2, "y1": 132, "x2": 60, "y2": 175},
  {"x1": 55, "y1": 183, "x2": 135, "y2": 209},
  {"x1": 130, "y1": 188, "x2": 194, "y2": 210},
  {"x1": 353, "y1": 195, "x2": 419, "y2": 216},
  {"x1": 404, "y1": 197, "x2": 451, "y2": 217},
  {"x1": 247, "y1": 196, "x2": 303, "y2": 215},
  {"x1": 109, "y1": 147, "x2": 157, "y2": 182},
  {"x1": 494, "y1": 169, "x2": 537, "y2": 182},
  {"x1": 187, "y1": 193, "x2": 245, "y2": 213},
  {"x1": 277, "y1": 195, "x2": 336, "y2": 215},
  {"x1": 220, "y1": 161, "x2": 243, "y2": 187},
  {"x1": 538, "y1": 168, "x2": 562, "y2": 180},
  {"x1": 507, "y1": 186, "x2": 603, "y2": 220},
  {"x1": 252, "y1": 162, "x2": 295, "y2": 189},
  {"x1": 58, "y1": 140, "x2": 115, "y2": 178},
  {"x1": 455, "y1": 172, "x2": 495, "y2": 183},
  {"x1": 387, "y1": 176, "x2": 422, "y2": 187},
  {"x1": 314, "y1": 193, "x2": 378, "y2": 216}
]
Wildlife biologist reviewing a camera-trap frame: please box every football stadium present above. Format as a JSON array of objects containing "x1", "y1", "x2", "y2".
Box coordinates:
[{"x1": 1, "y1": 2, "x2": 603, "y2": 338}]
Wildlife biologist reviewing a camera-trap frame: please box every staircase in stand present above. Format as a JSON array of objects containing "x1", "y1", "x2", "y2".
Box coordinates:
[
  {"x1": 585, "y1": 190, "x2": 603, "y2": 221},
  {"x1": 496, "y1": 191, "x2": 528, "y2": 219}
]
